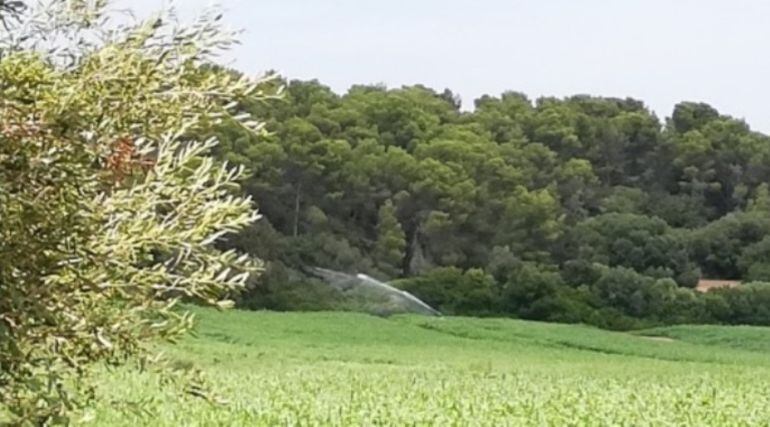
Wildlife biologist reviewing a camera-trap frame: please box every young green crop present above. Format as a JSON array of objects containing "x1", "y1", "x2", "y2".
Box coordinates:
[{"x1": 62, "y1": 308, "x2": 770, "y2": 426}]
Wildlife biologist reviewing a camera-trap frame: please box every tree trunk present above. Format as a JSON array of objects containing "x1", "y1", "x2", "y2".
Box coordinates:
[{"x1": 293, "y1": 183, "x2": 301, "y2": 237}]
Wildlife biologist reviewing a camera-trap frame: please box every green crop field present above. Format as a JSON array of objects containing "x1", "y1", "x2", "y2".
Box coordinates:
[{"x1": 81, "y1": 308, "x2": 770, "y2": 426}]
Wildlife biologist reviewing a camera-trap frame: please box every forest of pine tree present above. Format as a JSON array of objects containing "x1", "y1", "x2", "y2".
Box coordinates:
[{"x1": 212, "y1": 77, "x2": 770, "y2": 329}]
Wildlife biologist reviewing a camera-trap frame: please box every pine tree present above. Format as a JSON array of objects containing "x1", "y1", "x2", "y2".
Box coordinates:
[{"x1": 374, "y1": 200, "x2": 407, "y2": 278}]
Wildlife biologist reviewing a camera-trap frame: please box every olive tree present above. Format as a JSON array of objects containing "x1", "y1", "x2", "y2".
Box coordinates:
[{"x1": 0, "y1": 1, "x2": 276, "y2": 423}]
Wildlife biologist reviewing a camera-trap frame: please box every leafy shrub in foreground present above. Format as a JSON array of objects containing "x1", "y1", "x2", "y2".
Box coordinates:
[{"x1": 0, "y1": 3, "x2": 273, "y2": 424}]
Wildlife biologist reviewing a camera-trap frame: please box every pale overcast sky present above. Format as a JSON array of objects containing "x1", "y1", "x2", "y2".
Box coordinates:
[{"x1": 122, "y1": 0, "x2": 770, "y2": 133}]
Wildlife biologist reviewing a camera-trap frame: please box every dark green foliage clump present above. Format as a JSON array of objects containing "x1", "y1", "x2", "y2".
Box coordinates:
[
  {"x1": 210, "y1": 78, "x2": 770, "y2": 329},
  {"x1": 393, "y1": 268, "x2": 497, "y2": 316}
]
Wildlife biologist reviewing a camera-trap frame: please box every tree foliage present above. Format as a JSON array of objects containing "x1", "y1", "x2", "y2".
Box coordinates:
[
  {"x1": 205, "y1": 76, "x2": 770, "y2": 329},
  {"x1": 0, "y1": 2, "x2": 274, "y2": 423},
  {"x1": 6, "y1": 6, "x2": 770, "y2": 421}
]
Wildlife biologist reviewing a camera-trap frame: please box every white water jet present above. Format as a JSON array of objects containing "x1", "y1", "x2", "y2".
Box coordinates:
[{"x1": 308, "y1": 267, "x2": 441, "y2": 316}]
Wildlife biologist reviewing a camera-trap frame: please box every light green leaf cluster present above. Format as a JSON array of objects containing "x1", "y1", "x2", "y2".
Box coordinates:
[{"x1": 0, "y1": 1, "x2": 276, "y2": 423}]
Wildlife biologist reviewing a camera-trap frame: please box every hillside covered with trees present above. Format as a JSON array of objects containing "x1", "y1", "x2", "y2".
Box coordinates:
[
  {"x1": 5, "y1": 1, "x2": 770, "y2": 424},
  {"x1": 212, "y1": 79, "x2": 770, "y2": 329}
]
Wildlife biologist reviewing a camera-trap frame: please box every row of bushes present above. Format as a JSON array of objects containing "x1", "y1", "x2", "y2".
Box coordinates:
[
  {"x1": 236, "y1": 260, "x2": 770, "y2": 330},
  {"x1": 392, "y1": 265, "x2": 770, "y2": 330}
]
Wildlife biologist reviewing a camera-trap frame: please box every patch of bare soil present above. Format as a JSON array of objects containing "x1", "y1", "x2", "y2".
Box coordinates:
[{"x1": 696, "y1": 279, "x2": 741, "y2": 293}]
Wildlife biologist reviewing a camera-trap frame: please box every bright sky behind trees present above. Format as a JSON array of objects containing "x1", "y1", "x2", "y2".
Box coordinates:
[{"x1": 124, "y1": 0, "x2": 770, "y2": 132}]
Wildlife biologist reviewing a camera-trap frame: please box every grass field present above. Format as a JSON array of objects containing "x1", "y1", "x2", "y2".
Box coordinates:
[{"x1": 81, "y1": 308, "x2": 770, "y2": 426}]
